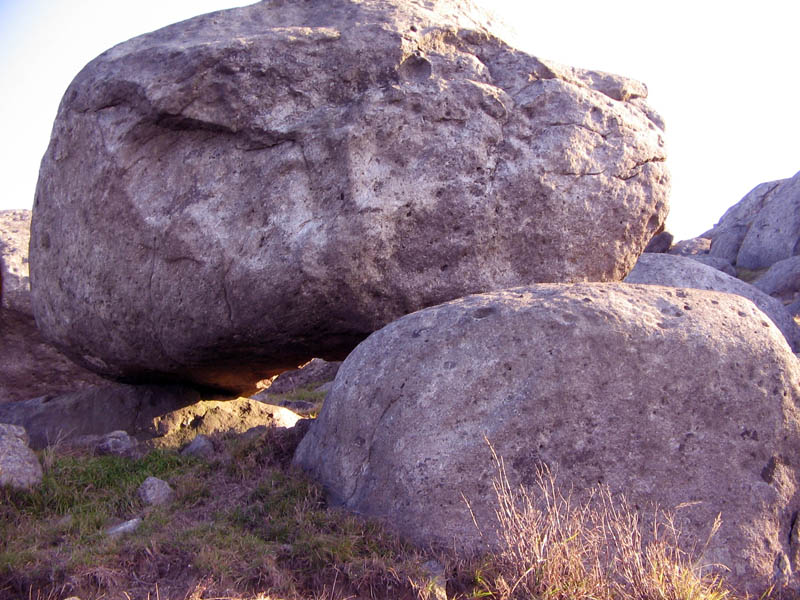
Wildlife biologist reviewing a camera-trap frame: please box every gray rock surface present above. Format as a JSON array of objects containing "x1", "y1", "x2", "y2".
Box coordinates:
[
  {"x1": 0, "y1": 423, "x2": 43, "y2": 490},
  {"x1": 259, "y1": 359, "x2": 342, "y2": 396},
  {"x1": 684, "y1": 254, "x2": 736, "y2": 276},
  {"x1": 705, "y1": 172, "x2": 800, "y2": 270},
  {"x1": 642, "y1": 230, "x2": 673, "y2": 253},
  {"x1": 0, "y1": 310, "x2": 107, "y2": 404},
  {"x1": 150, "y1": 397, "x2": 300, "y2": 448},
  {"x1": 624, "y1": 253, "x2": 800, "y2": 351},
  {"x1": 180, "y1": 434, "x2": 215, "y2": 459},
  {"x1": 0, "y1": 383, "x2": 200, "y2": 449},
  {"x1": 137, "y1": 476, "x2": 174, "y2": 506},
  {"x1": 293, "y1": 283, "x2": 800, "y2": 595},
  {"x1": 0, "y1": 210, "x2": 32, "y2": 314},
  {"x1": 95, "y1": 430, "x2": 137, "y2": 456},
  {"x1": 753, "y1": 255, "x2": 800, "y2": 304},
  {"x1": 667, "y1": 236, "x2": 710, "y2": 256},
  {"x1": 705, "y1": 180, "x2": 782, "y2": 265},
  {"x1": 736, "y1": 173, "x2": 800, "y2": 270},
  {"x1": 1, "y1": 211, "x2": 106, "y2": 404},
  {"x1": 30, "y1": 0, "x2": 669, "y2": 394}
]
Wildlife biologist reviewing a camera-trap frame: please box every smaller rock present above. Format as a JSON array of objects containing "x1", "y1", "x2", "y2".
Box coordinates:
[
  {"x1": 0, "y1": 423, "x2": 43, "y2": 490},
  {"x1": 643, "y1": 231, "x2": 673, "y2": 253},
  {"x1": 685, "y1": 255, "x2": 736, "y2": 276},
  {"x1": 180, "y1": 434, "x2": 215, "y2": 459},
  {"x1": 96, "y1": 430, "x2": 137, "y2": 456},
  {"x1": 788, "y1": 299, "x2": 800, "y2": 318},
  {"x1": 753, "y1": 256, "x2": 800, "y2": 304},
  {"x1": 137, "y1": 476, "x2": 174, "y2": 506},
  {"x1": 259, "y1": 359, "x2": 342, "y2": 395},
  {"x1": 106, "y1": 517, "x2": 142, "y2": 537},
  {"x1": 421, "y1": 560, "x2": 448, "y2": 600},
  {"x1": 668, "y1": 237, "x2": 711, "y2": 256}
]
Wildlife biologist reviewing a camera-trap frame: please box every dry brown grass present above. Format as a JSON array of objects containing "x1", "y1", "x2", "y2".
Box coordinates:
[
  {"x1": 470, "y1": 441, "x2": 734, "y2": 600},
  {"x1": 2, "y1": 426, "x2": 762, "y2": 600}
]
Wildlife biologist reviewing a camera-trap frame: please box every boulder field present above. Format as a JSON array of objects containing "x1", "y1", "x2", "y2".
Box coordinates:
[
  {"x1": 294, "y1": 283, "x2": 800, "y2": 595},
  {"x1": 30, "y1": 0, "x2": 668, "y2": 393}
]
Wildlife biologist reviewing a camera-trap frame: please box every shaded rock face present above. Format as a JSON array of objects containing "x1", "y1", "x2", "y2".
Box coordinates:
[
  {"x1": 0, "y1": 210, "x2": 106, "y2": 403},
  {"x1": 293, "y1": 283, "x2": 800, "y2": 595},
  {"x1": 30, "y1": 0, "x2": 669, "y2": 393},
  {"x1": 0, "y1": 383, "x2": 200, "y2": 449},
  {"x1": 706, "y1": 171, "x2": 800, "y2": 270},
  {"x1": 624, "y1": 253, "x2": 800, "y2": 351},
  {"x1": 753, "y1": 255, "x2": 800, "y2": 305},
  {"x1": 257, "y1": 358, "x2": 342, "y2": 396},
  {"x1": 667, "y1": 236, "x2": 710, "y2": 256},
  {"x1": 642, "y1": 230, "x2": 672, "y2": 253}
]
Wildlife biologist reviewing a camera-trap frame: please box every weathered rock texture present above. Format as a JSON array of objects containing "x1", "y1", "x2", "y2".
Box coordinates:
[
  {"x1": 624, "y1": 253, "x2": 800, "y2": 351},
  {"x1": 0, "y1": 423, "x2": 43, "y2": 490},
  {"x1": 0, "y1": 210, "x2": 106, "y2": 403},
  {"x1": 705, "y1": 171, "x2": 800, "y2": 270},
  {"x1": 643, "y1": 230, "x2": 673, "y2": 253},
  {"x1": 30, "y1": 0, "x2": 669, "y2": 393},
  {"x1": 0, "y1": 383, "x2": 200, "y2": 449},
  {"x1": 150, "y1": 397, "x2": 300, "y2": 448},
  {"x1": 753, "y1": 255, "x2": 800, "y2": 305},
  {"x1": 293, "y1": 284, "x2": 800, "y2": 595},
  {"x1": 667, "y1": 236, "x2": 710, "y2": 256},
  {"x1": 257, "y1": 358, "x2": 342, "y2": 396},
  {"x1": 0, "y1": 210, "x2": 32, "y2": 314}
]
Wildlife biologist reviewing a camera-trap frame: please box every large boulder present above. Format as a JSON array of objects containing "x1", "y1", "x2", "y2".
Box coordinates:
[
  {"x1": 706, "y1": 171, "x2": 800, "y2": 270},
  {"x1": 30, "y1": 0, "x2": 669, "y2": 394},
  {"x1": 293, "y1": 283, "x2": 800, "y2": 595},
  {"x1": 1, "y1": 211, "x2": 106, "y2": 403},
  {"x1": 624, "y1": 253, "x2": 800, "y2": 351}
]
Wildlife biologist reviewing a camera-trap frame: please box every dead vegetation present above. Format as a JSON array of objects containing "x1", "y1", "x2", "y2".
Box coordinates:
[{"x1": 0, "y1": 424, "x2": 757, "y2": 600}]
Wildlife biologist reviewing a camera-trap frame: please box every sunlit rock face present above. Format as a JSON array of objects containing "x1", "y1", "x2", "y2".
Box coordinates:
[
  {"x1": 294, "y1": 283, "x2": 800, "y2": 596},
  {"x1": 30, "y1": 0, "x2": 669, "y2": 393}
]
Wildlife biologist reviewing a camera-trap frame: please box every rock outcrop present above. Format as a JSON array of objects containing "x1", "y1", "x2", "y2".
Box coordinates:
[
  {"x1": 294, "y1": 283, "x2": 800, "y2": 595},
  {"x1": 1, "y1": 210, "x2": 106, "y2": 403},
  {"x1": 624, "y1": 253, "x2": 800, "y2": 351},
  {"x1": 30, "y1": 0, "x2": 669, "y2": 394},
  {"x1": 705, "y1": 171, "x2": 800, "y2": 271}
]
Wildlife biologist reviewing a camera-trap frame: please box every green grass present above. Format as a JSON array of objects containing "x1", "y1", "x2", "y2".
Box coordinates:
[
  {"x1": 0, "y1": 428, "x2": 427, "y2": 600},
  {"x1": 0, "y1": 426, "x2": 764, "y2": 600}
]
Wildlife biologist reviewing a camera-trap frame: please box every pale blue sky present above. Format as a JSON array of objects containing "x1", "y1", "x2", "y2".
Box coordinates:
[{"x1": 1, "y1": 0, "x2": 798, "y2": 241}]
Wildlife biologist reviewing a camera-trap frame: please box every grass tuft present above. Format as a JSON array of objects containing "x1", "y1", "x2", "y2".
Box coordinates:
[{"x1": 467, "y1": 440, "x2": 734, "y2": 600}]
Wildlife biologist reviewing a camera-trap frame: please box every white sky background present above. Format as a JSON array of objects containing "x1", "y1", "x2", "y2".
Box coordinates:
[{"x1": 1, "y1": 0, "x2": 798, "y2": 241}]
